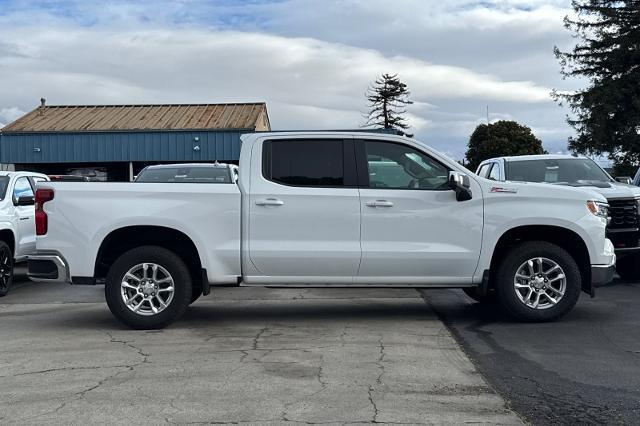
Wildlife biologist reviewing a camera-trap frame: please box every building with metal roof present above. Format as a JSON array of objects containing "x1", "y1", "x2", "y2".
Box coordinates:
[{"x1": 0, "y1": 101, "x2": 270, "y2": 180}]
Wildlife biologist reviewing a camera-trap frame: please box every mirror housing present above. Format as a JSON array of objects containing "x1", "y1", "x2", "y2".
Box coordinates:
[
  {"x1": 16, "y1": 195, "x2": 35, "y2": 206},
  {"x1": 615, "y1": 176, "x2": 632, "y2": 185},
  {"x1": 448, "y1": 171, "x2": 472, "y2": 201}
]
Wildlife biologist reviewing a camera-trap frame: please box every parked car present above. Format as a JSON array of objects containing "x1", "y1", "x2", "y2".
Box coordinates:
[
  {"x1": 49, "y1": 175, "x2": 91, "y2": 182},
  {"x1": 477, "y1": 154, "x2": 640, "y2": 279},
  {"x1": 28, "y1": 132, "x2": 615, "y2": 329},
  {"x1": 135, "y1": 163, "x2": 236, "y2": 184},
  {"x1": 0, "y1": 171, "x2": 49, "y2": 296},
  {"x1": 66, "y1": 167, "x2": 107, "y2": 182}
]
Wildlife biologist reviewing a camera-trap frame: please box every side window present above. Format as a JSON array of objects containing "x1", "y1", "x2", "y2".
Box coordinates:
[
  {"x1": 13, "y1": 177, "x2": 34, "y2": 202},
  {"x1": 477, "y1": 164, "x2": 490, "y2": 178},
  {"x1": 363, "y1": 141, "x2": 450, "y2": 190},
  {"x1": 263, "y1": 139, "x2": 349, "y2": 187},
  {"x1": 488, "y1": 163, "x2": 501, "y2": 181}
]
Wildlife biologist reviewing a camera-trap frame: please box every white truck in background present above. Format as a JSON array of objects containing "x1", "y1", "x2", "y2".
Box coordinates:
[
  {"x1": 478, "y1": 155, "x2": 640, "y2": 280},
  {"x1": 28, "y1": 132, "x2": 615, "y2": 329},
  {"x1": 0, "y1": 171, "x2": 49, "y2": 296}
]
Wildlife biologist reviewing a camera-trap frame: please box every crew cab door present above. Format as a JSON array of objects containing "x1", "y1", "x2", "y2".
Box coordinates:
[
  {"x1": 355, "y1": 138, "x2": 483, "y2": 285},
  {"x1": 246, "y1": 137, "x2": 361, "y2": 283},
  {"x1": 12, "y1": 176, "x2": 36, "y2": 258}
]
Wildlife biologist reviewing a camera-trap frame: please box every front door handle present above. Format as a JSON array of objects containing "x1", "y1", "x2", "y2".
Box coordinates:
[
  {"x1": 255, "y1": 198, "x2": 284, "y2": 206},
  {"x1": 365, "y1": 200, "x2": 394, "y2": 208}
]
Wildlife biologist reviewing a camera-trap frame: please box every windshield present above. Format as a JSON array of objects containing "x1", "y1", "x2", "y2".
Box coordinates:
[
  {"x1": 135, "y1": 166, "x2": 232, "y2": 183},
  {"x1": 0, "y1": 177, "x2": 9, "y2": 200},
  {"x1": 506, "y1": 158, "x2": 612, "y2": 185}
]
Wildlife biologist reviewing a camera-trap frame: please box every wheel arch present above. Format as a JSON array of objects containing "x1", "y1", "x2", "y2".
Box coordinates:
[
  {"x1": 0, "y1": 229, "x2": 16, "y2": 256},
  {"x1": 489, "y1": 225, "x2": 592, "y2": 296},
  {"x1": 94, "y1": 225, "x2": 204, "y2": 294}
]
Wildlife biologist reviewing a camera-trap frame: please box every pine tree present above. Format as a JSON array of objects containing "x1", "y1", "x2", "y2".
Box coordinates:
[
  {"x1": 365, "y1": 73, "x2": 413, "y2": 130},
  {"x1": 553, "y1": 0, "x2": 640, "y2": 167}
]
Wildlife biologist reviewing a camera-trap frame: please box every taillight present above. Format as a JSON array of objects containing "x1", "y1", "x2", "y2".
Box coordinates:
[{"x1": 35, "y1": 188, "x2": 54, "y2": 236}]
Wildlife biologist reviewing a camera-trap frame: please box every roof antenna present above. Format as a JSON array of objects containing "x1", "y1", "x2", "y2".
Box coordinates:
[{"x1": 39, "y1": 98, "x2": 46, "y2": 115}]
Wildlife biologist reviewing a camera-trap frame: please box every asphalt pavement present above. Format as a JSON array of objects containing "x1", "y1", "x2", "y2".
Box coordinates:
[
  {"x1": 0, "y1": 270, "x2": 520, "y2": 425},
  {"x1": 421, "y1": 280, "x2": 640, "y2": 425}
]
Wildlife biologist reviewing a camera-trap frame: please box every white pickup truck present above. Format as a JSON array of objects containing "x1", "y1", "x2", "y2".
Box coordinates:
[
  {"x1": 28, "y1": 132, "x2": 616, "y2": 329},
  {"x1": 0, "y1": 171, "x2": 49, "y2": 296}
]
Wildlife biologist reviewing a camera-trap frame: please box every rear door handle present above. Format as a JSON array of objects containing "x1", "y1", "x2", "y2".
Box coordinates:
[
  {"x1": 365, "y1": 200, "x2": 394, "y2": 208},
  {"x1": 255, "y1": 198, "x2": 284, "y2": 206}
]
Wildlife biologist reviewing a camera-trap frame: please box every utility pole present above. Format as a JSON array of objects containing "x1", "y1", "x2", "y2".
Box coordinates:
[{"x1": 486, "y1": 106, "x2": 490, "y2": 144}]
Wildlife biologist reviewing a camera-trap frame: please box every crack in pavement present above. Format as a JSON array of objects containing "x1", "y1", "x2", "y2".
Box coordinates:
[
  {"x1": 21, "y1": 331, "x2": 151, "y2": 421},
  {"x1": 251, "y1": 326, "x2": 269, "y2": 350},
  {"x1": 3, "y1": 364, "x2": 133, "y2": 378},
  {"x1": 367, "y1": 335, "x2": 386, "y2": 423}
]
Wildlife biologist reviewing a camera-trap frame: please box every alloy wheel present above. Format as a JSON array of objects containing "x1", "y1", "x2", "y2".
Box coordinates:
[
  {"x1": 120, "y1": 263, "x2": 175, "y2": 316},
  {"x1": 513, "y1": 257, "x2": 566, "y2": 310}
]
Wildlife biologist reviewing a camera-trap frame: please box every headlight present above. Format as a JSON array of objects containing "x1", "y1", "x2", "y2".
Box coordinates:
[{"x1": 586, "y1": 200, "x2": 609, "y2": 222}]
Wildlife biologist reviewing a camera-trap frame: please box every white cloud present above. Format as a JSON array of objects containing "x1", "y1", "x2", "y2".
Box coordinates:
[
  {"x1": 0, "y1": 0, "x2": 577, "y2": 159},
  {"x1": 0, "y1": 107, "x2": 26, "y2": 128}
]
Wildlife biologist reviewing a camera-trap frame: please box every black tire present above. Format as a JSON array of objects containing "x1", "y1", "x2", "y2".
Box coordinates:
[
  {"x1": 105, "y1": 246, "x2": 192, "y2": 330},
  {"x1": 462, "y1": 287, "x2": 498, "y2": 304},
  {"x1": 0, "y1": 241, "x2": 14, "y2": 297},
  {"x1": 615, "y1": 255, "x2": 640, "y2": 281},
  {"x1": 190, "y1": 284, "x2": 202, "y2": 305},
  {"x1": 496, "y1": 241, "x2": 581, "y2": 322}
]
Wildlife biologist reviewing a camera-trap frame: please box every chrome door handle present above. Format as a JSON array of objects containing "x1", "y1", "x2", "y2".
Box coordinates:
[
  {"x1": 365, "y1": 200, "x2": 394, "y2": 208},
  {"x1": 255, "y1": 198, "x2": 284, "y2": 206}
]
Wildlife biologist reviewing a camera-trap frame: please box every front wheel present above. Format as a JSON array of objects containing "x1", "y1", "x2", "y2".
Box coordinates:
[
  {"x1": 0, "y1": 241, "x2": 14, "y2": 297},
  {"x1": 105, "y1": 246, "x2": 192, "y2": 329},
  {"x1": 496, "y1": 241, "x2": 581, "y2": 322}
]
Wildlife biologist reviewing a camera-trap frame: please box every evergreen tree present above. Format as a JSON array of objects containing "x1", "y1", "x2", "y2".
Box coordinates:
[
  {"x1": 554, "y1": 0, "x2": 640, "y2": 167},
  {"x1": 465, "y1": 120, "x2": 546, "y2": 171},
  {"x1": 365, "y1": 73, "x2": 413, "y2": 130}
]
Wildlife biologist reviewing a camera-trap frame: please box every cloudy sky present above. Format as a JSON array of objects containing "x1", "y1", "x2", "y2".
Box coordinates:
[{"x1": 0, "y1": 0, "x2": 581, "y2": 160}]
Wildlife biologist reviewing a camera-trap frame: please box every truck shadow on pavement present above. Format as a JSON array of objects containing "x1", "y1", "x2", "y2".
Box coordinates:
[{"x1": 46, "y1": 298, "x2": 440, "y2": 331}]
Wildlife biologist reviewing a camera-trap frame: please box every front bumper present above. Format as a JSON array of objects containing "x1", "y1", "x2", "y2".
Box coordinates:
[
  {"x1": 591, "y1": 264, "x2": 616, "y2": 287},
  {"x1": 27, "y1": 253, "x2": 70, "y2": 283}
]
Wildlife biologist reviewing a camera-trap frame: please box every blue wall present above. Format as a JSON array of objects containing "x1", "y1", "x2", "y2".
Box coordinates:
[{"x1": 0, "y1": 130, "x2": 245, "y2": 164}]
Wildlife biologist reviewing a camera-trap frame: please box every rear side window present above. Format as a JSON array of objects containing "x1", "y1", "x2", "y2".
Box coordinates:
[
  {"x1": 13, "y1": 177, "x2": 34, "y2": 201},
  {"x1": 263, "y1": 139, "x2": 353, "y2": 187}
]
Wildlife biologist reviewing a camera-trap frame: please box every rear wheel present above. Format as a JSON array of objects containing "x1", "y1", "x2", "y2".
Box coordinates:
[
  {"x1": 615, "y1": 255, "x2": 640, "y2": 281},
  {"x1": 496, "y1": 241, "x2": 581, "y2": 322},
  {"x1": 0, "y1": 241, "x2": 14, "y2": 297},
  {"x1": 105, "y1": 246, "x2": 192, "y2": 329}
]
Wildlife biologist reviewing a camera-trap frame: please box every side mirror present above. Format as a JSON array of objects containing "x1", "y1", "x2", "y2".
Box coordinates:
[
  {"x1": 615, "y1": 176, "x2": 632, "y2": 184},
  {"x1": 16, "y1": 195, "x2": 35, "y2": 206},
  {"x1": 448, "y1": 171, "x2": 472, "y2": 201}
]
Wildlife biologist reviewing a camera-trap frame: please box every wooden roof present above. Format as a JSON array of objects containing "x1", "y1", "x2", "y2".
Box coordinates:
[{"x1": 1, "y1": 103, "x2": 269, "y2": 133}]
